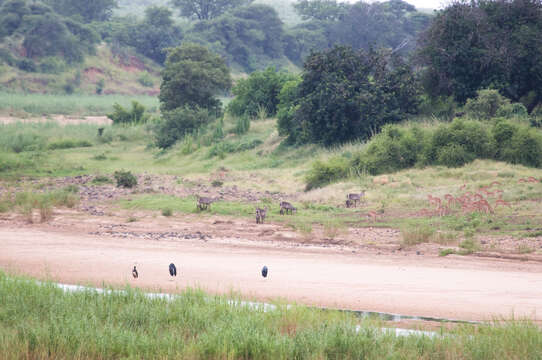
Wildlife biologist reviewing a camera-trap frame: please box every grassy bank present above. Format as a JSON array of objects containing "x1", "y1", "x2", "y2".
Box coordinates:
[
  {"x1": 0, "y1": 93, "x2": 159, "y2": 116},
  {"x1": 1, "y1": 119, "x2": 541, "y2": 244},
  {"x1": 1, "y1": 272, "x2": 541, "y2": 359}
]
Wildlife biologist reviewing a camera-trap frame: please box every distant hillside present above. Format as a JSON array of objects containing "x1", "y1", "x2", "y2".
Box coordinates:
[
  {"x1": 116, "y1": 0, "x2": 301, "y2": 25},
  {"x1": 0, "y1": 44, "x2": 161, "y2": 95}
]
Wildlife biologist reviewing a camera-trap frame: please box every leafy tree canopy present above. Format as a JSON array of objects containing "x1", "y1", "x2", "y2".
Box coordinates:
[
  {"x1": 286, "y1": 0, "x2": 431, "y2": 64},
  {"x1": 171, "y1": 0, "x2": 253, "y2": 20},
  {"x1": 280, "y1": 46, "x2": 420, "y2": 146},
  {"x1": 0, "y1": 0, "x2": 99, "y2": 63},
  {"x1": 293, "y1": 0, "x2": 348, "y2": 21},
  {"x1": 43, "y1": 0, "x2": 118, "y2": 22},
  {"x1": 227, "y1": 67, "x2": 298, "y2": 118},
  {"x1": 159, "y1": 43, "x2": 231, "y2": 114},
  {"x1": 417, "y1": 0, "x2": 542, "y2": 108},
  {"x1": 186, "y1": 4, "x2": 285, "y2": 71},
  {"x1": 112, "y1": 6, "x2": 183, "y2": 64}
]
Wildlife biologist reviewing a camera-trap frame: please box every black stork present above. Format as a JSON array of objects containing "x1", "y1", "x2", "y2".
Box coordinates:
[{"x1": 169, "y1": 263, "x2": 177, "y2": 277}]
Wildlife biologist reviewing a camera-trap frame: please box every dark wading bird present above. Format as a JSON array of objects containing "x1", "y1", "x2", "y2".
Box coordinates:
[
  {"x1": 261, "y1": 266, "x2": 268, "y2": 278},
  {"x1": 169, "y1": 263, "x2": 177, "y2": 277},
  {"x1": 132, "y1": 265, "x2": 138, "y2": 279}
]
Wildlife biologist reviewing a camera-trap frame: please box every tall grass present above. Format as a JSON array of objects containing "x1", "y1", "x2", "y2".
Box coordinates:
[
  {"x1": 2, "y1": 272, "x2": 542, "y2": 359},
  {"x1": 0, "y1": 93, "x2": 159, "y2": 115}
]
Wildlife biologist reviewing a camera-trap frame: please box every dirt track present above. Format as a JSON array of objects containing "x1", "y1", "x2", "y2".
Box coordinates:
[{"x1": 2, "y1": 223, "x2": 542, "y2": 322}]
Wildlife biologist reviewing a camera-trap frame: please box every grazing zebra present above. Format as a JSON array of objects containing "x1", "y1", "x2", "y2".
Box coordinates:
[{"x1": 169, "y1": 263, "x2": 177, "y2": 277}]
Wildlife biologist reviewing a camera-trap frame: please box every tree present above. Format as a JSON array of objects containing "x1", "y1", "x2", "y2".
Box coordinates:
[
  {"x1": 186, "y1": 4, "x2": 285, "y2": 71},
  {"x1": 293, "y1": 0, "x2": 348, "y2": 21},
  {"x1": 171, "y1": 0, "x2": 253, "y2": 20},
  {"x1": 43, "y1": 0, "x2": 118, "y2": 22},
  {"x1": 0, "y1": 0, "x2": 30, "y2": 37},
  {"x1": 417, "y1": 0, "x2": 542, "y2": 108},
  {"x1": 159, "y1": 43, "x2": 231, "y2": 114},
  {"x1": 227, "y1": 67, "x2": 298, "y2": 118},
  {"x1": 111, "y1": 7, "x2": 182, "y2": 64},
  {"x1": 281, "y1": 46, "x2": 420, "y2": 146}
]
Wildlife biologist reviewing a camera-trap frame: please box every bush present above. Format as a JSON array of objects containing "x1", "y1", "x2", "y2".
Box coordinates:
[
  {"x1": 154, "y1": 106, "x2": 213, "y2": 149},
  {"x1": 207, "y1": 139, "x2": 263, "y2": 158},
  {"x1": 114, "y1": 171, "x2": 137, "y2": 188},
  {"x1": 401, "y1": 225, "x2": 435, "y2": 246},
  {"x1": 496, "y1": 102, "x2": 528, "y2": 120},
  {"x1": 92, "y1": 175, "x2": 112, "y2": 184},
  {"x1": 39, "y1": 57, "x2": 66, "y2": 74},
  {"x1": 304, "y1": 118, "x2": 542, "y2": 189},
  {"x1": 107, "y1": 101, "x2": 149, "y2": 125},
  {"x1": 17, "y1": 58, "x2": 37, "y2": 72},
  {"x1": 500, "y1": 127, "x2": 542, "y2": 167},
  {"x1": 161, "y1": 208, "x2": 173, "y2": 216},
  {"x1": 2, "y1": 132, "x2": 46, "y2": 153},
  {"x1": 305, "y1": 157, "x2": 350, "y2": 191},
  {"x1": 436, "y1": 144, "x2": 473, "y2": 167},
  {"x1": 227, "y1": 67, "x2": 297, "y2": 118},
  {"x1": 464, "y1": 89, "x2": 509, "y2": 120},
  {"x1": 96, "y1": 79, "x2": 105, "y2": 95},
  {"x1": 137, "y1": 72, "x2": 154, "y2": 87},
  {"x1": 47, "y1": 139, "x2": 92, "y2": 150},
  {"x1": 233, "y1": 115, "x2": 250, "y2": 135}
]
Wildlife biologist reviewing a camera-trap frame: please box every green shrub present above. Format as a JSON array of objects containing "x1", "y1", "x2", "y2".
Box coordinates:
[
  {"x1": 96, "y1": 79, "x2": 105, "y2": 95},
  {"x1": 107, "y1": 101, "x2": 149, "y2": 125},
  {"x1": 439, "y1": 248, "x2": 455, "y2": 256},
  {"x1": 211, "y1": 180, "x2": 223, "y2": 187},
  {"x1": 114, "y1": 171, "x2": 137, "y2": 188},
  {"x1": 464, "y1": 89, "x2": 509, "y2": 120},
  {"x1": 92, "y1": 153, "x2": 107, "y2": 160},
  {"x1": 207, "y1": 139, "x2": 263, "y2": 158},
  {"x1": 437, "y1": 144, "x2": 473, "y2": 167},
  {"x1": 161, "y1": 208, "x2": 173, "y2": 216},
  {"x1": 234, "y1": 115, "x2": 250, "y2": 135},
  {"x1": 47, "y1": 139, "x2": 92, "y2": 150},
  {"x1": 227, "y1": 67, "x2": 297, "y2": 118},
  {"x1": 92, "y1": 175, "x2": 112, "y2": 184},
  {"x1": 2, "y1": 132, "x2": 46, "y2": 153},
  {"x1": 401, "y1": 225, "x2": 436, "y2": 246},
  {"x1": 496, "y1": 102, "x2": 528, "y2": 119},
  {"x1": 39, "y1": 57, "x2": 66, "y2": 74},
  {"x1": 500, "y1": 126, "x2": 542, "y2": 167},
  {"x1": 137, "y1": 72, "x2": 154, "y2": 87},
  {"x1": 155, "y1": 106, "x2": 213, "y2": 149},
  {"x1": 17, "y1": 58, "x2": 37, "y2": 72},
  {"x1": 305, "y1": 157, "x2": 349, "y2": 191}
]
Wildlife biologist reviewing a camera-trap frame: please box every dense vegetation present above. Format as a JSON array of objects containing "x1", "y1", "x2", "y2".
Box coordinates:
[
  {"x1": 0, "y1": 0, "x2": 432, "y2": 78},
  {"x1": 417, "y1": 0, "x2": 542, "y2": 108},
  {"x1": 277, "y1": 46, "x2": 420, "y2": 146},
  {"x1": 154, "y1": 43, "x2": 231, "y2": 148}
]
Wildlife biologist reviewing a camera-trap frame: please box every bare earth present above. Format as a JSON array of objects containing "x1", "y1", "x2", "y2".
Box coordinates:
[{"x1": 2, "y1": 213, "x2": 542, "y2": 323}]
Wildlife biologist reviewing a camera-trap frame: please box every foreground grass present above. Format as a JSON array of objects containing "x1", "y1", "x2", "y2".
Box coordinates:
[{"x1": 1, "y1": 272, "x2": 542, "y2": 359}]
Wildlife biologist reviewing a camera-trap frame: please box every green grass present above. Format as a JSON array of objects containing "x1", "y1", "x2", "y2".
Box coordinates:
[
  {"x1": 0, "y1": 93, "x2": 159, "y2": 116},
  {"x1": 1, "y1": 118, "x2": 541, "y2": 241},
  {"x1": 2, "y1": 272, "x2": 542, "y2": 359}
]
